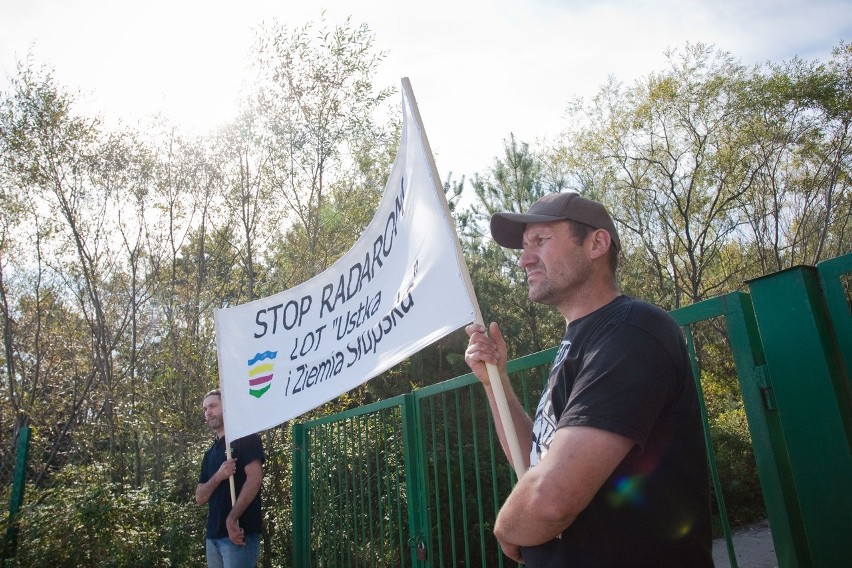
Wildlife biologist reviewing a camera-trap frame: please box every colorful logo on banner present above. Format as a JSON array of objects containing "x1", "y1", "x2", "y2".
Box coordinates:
[{"x1": 247, "y1": 351, "x2": 277, "y2": 398}]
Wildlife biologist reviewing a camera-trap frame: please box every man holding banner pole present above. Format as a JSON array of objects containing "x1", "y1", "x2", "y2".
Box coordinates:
[
  {"x1": 465, "y1": 192, "x2": 713, "y2": 567},
  {"x1": 196, "y1": 389, "x2": 265, "y2": 568}
]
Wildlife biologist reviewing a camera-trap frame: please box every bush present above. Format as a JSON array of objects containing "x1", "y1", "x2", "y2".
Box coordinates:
[
  {"x1": 701, "y1": 372, "x2": 766, "y2": 533},
  {"x1": 7, "y1": 464, "x2": 205, "y2": 567}
]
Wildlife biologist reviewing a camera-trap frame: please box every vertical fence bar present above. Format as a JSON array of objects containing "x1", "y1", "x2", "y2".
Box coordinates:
[
  {"x1": 469, "y1": 385, "x2": 487, "y2": 567},
  {"x1": 427, "y1": 396, "x2": 445, "y2": 568},
  {"x1": 3, "y1": 426, "x2": 30, "y2": 561},
  {"x1": 356, "y1": 415, "x2": 367, "y2": 566},
  {"x1": 336, "y1": 422, "x2": 346, "y2": 568},
  {"x1": 291, "y1": 423, "x2": 310, "y2": 568},
  {"x1": 393, "y1": 408, "x2": 407, "y2": 566},
  {"x1": 441, "y1": 392, "x2": 457, "y2": 565},
  {"x1": 365, "y1": 414, "x2": 376, "y2": 567},
  {"x1": 377, "y1": 411, "x2": 388, "y2": 565},
  {"x1": 453, "y1": 390, "x2": 471, "y2": 567},
  {"x1": 349, "y1": 417, "x2": 359, "y2": 567},
  {"x1": 683, "y1": 325, "x2": 738, "y2": 568},
  {"x1": 485, "y1": 401, "x2": 505, "y2": 568},
  {"x1": 402, "y1": 393, "x2": 429, "y2": 566},
  {"x1": 371, "y1": 412, "x2": 383, "y2": 566}
]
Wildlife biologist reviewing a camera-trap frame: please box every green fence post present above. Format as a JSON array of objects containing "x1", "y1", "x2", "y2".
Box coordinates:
[
  {"x1": 713, "y1": 293, "x2": 804, "y2": 567},
  {"x1": 3, "y1": 426, "x2": 30, "y2": 561},
  {"x1": 291, "y1": 423, "x2": 310, "y2": 568},
  {"x1": 673, "y1": 294, "x2": 803, "y2": 567},
  {"x1": 402, "y1": 393, "x2": 430, "y2": 567},
  {"x1": 747, "y1": 265, "x2": 852, "y2": 567}
]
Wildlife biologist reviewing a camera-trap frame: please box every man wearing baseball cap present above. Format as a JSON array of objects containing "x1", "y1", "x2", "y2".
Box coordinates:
[{"x1": 465, "y1": 192, "x2": 712, "y2": 567}]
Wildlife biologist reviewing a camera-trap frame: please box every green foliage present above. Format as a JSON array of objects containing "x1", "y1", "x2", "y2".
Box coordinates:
[
  {"x1": 252, "y1": 16, "x2": 397, "y2": 286},
  {"x1": 8, "y1": 464, "x2": 204, "y2": 567},
  {"x1": 701, "y1": 374, "x2": 766, "y2": 530},
  {"x1": 257, "y1": 426, "x2": 294, "y2": 564}
]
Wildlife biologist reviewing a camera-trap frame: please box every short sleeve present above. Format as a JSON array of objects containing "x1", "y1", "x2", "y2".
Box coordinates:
[
  {"x1": 556, "y1": 324, "x2": 679, "y2": 449},
  {"x1": 233, "y1": 434, "x2": 265, "y2": 466}
]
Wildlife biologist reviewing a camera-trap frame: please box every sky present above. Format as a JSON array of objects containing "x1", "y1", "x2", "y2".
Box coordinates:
[{"x1": 1, "y1": 0, "x2": 849, "y2": 181}]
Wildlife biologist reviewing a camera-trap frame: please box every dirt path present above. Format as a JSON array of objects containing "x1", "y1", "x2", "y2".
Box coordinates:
[{"x1": 712, "y1": 519, "x2": 777, "y2": 568}]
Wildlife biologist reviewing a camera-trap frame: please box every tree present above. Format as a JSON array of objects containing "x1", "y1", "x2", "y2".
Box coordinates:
[
  {"x1": 213, "y1": 106, "x2": 274, "y2": 302},
  {"x1": 139, "y1": 123, "x2": 233, "y2": 490},
  {"x1": 558, "y1": 44, "x2": 759, "y2": 308},
  {"x1": 0, "y1": 61, "x2": 129, "y2": 481},
  {"x1": 738, "y1": 42, "x2": 852, "y2": 272},
  {"x1": 555, "y1": 42, "x2": 851, "y2": 308},
  {"x1": 252, "y1": 17, "x2": 396, "y2": 284}
]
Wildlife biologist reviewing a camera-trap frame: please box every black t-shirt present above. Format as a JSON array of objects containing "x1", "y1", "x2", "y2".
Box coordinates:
[
  {"x1": 524, "y1": 295, "x2": 713, "y2": 568},
  {"x1": 199, "y1": 434, "x2": 265, "y2": 539}
]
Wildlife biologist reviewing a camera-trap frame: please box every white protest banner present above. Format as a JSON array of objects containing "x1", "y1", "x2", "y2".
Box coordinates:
[{"x1": 214, "y1": 78, "x2": 478, "y2": 444}]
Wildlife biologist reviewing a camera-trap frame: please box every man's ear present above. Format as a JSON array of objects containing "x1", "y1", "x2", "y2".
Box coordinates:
[{"x1": 588, "y1": 229, "x2": 612, "y2": 260}]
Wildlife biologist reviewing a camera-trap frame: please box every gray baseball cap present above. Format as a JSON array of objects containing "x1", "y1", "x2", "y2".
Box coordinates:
[{"x1": 490, "y1": 192, "x2": 621, "y2": 251}]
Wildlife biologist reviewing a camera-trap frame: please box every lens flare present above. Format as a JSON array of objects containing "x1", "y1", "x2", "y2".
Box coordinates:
[{"x1": 607, "y1": 475, "x2": 646, "y2": 507}]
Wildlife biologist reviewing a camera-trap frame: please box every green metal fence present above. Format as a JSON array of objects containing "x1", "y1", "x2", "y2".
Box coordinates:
[
  {"x1": 292, "y1": 252, "x2": 852, "y2": 568},
  {"x1": 292, "y1": 350, "x2": 555, "y2": 568}
]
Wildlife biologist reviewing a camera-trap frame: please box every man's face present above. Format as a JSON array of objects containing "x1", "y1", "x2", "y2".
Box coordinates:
[
  {"x1": 518, "y1": 220, "x2": 591, "y2": 307},
  {"x1": 202, "y1": 394, "x2": 223, "y2": 431}
]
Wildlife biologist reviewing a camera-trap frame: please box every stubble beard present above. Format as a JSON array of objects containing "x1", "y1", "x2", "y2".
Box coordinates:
[
  {"x1": 526, "y1": 260, "x2": 589, "y2": 309},
  {"x1": 527, "y1": 280, "x2": 557, "y2": 306},
  {"x1": 525, "y1": 262, "x2": 558, "y2": 306}
]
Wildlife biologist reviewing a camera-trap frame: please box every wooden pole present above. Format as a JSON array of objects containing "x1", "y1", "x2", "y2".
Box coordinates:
[
  {"x1": 213, "y1": 307, "x2": 239, "y2": 505},
  {"x1": 401, "y1": 77, "x2": 527, "y2": 477}
]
